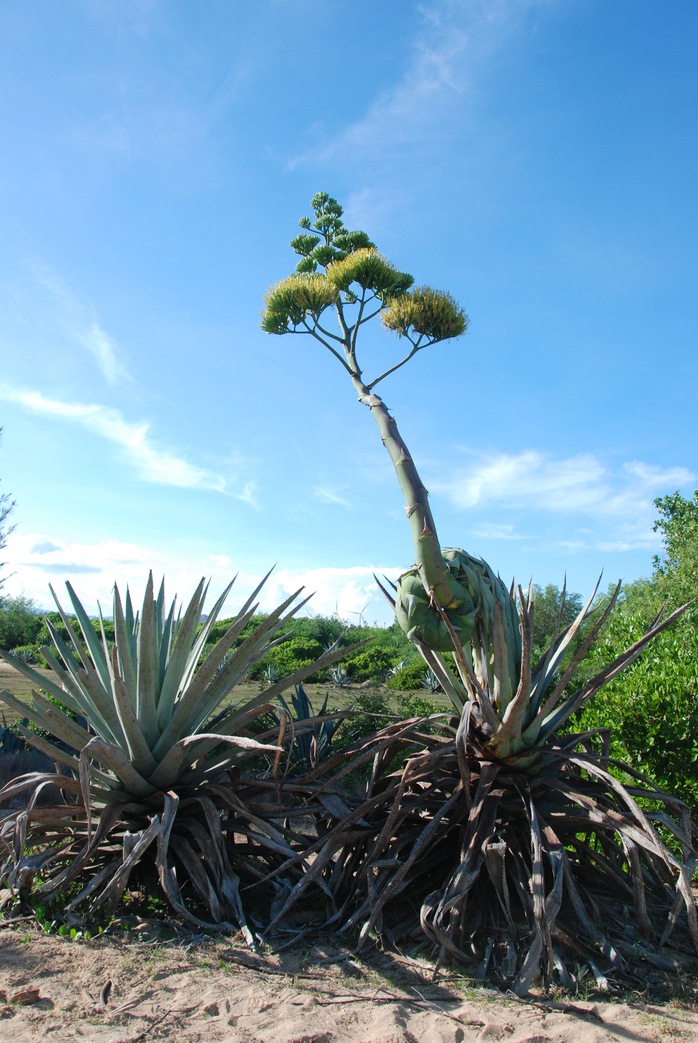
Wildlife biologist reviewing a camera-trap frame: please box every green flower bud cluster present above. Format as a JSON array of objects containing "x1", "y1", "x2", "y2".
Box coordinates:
[
  {"x1": 395, "y1": 548, "x2": 521, "y2": 683},
  {"x1": 261, "y1": 274, "x2": 339, "y2": 333},
  {"x1": 382, "y1": 287, "x2": 469, "y2": 341},
  {"x1": 290, "y1": 194, "x2": 376, "y2": 273},
  {"x1": 327, "y1": 249, "x2": 413, "y2": 297}
]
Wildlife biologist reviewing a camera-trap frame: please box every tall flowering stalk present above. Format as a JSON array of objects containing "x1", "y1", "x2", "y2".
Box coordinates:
[{"x1": 262, "y1": 194, "x2": 698, "y2": 989}]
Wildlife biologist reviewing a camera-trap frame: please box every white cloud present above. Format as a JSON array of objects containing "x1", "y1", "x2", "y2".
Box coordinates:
[
  {"x1": 2, "y1": 532, "x2": 401, "y2": 625},
  {"x1": 434, "y1": 449, "x2": 696, "y2": 552},
  {"x1": 468, "y1": 522, "x2": 528, "y2": 541},
  {"x1": 0, "y1": 384, "x2": 243, "y2": 495},
  {"x1": 33, "y1": 266, "x2": 131, "y2": 384},
  {"x1": 443, "y1": 450, "x2": 609, "y2": 512},
  {"x1": 313, "y1": 485, "x2": 352, "y2": 508},
  {"x1": 78, "y1": 322, "x2": 125, "y2": 385},
  {"x1": 259, "y1": 566, "x2": 400, "y2": 625},
  {"x1": 237, "y1": 482, "x2": 259, "y2": 509},
  {"x1": 288, "y1": 0, "x2": 540, "y2": 171}
]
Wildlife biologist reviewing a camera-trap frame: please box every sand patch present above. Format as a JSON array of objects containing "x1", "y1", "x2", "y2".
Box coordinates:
[{"x1": 0, "y1": 927, "x2": 696, "y2": 1042}]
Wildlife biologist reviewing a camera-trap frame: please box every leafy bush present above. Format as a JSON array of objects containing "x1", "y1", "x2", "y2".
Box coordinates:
[
  {"x1": 578, "y1": 612, "x2": 698, "y2": 810},
  {"x1": 335, "y1": 689, "x2": 393, "y2": 747},
  {"x1": 576, "y1": 492, "x2": 698, "y2": 811},
  {"x1": 386, "y1": 658, "x2": 429, "y2": 690},
  {"x1": 394, "y1": 692, "x2": 440, "y2": 718},
  {"x1": 249, "y1": 635, "x2": 326, "y2": 682},
  {"x1": 0, "y1": 595, "x2": 42, "y2": 650},
  {"x1": 343, "y1": 646, "x2": 393, "y2": 682}
]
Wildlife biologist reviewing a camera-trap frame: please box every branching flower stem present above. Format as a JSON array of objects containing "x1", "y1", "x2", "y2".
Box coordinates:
[
  {"x1": 321, "y1": 295, "x2": 456, "y2": 609},
  {"x1": 261, "y1": 193, "x2": 470, "y2": 610}
]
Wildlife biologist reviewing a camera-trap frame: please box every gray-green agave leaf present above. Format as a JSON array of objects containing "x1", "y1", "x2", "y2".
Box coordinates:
[{"x1": 0, "y1": 571, "x2": 349, "y2": 810}]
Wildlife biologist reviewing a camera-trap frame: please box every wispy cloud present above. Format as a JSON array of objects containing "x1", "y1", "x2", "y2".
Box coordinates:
[
  {"x1": 0, "y1": 384, "x2": 256, "y2": 497},
  {"x1": 313, "y1": 484, "x2": 352, "y2": 508},
  {"x1": 468, "y1": 522, "x2": 528, "y2": 541},
  {"x1": 3, "y1": 532, "x2": 400, "y2": 625},
  {"x1": 433, "y1": 449, "x2": 696, "y2": 551},
  {"x1": 32, "y1": 265, "x2": 131, "y2": 384},
  {"x1": 288, "y1": 0, "x2": 538, "y2": 171}
]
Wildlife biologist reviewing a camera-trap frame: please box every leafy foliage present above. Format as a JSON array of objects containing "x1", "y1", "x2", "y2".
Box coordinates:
[
  {"x1": 342, "y1": 646, "x2": 394, "y2": 682},
  {"x1": 530, "y1": 584, "x2": 584, "y2": 663},
  {"x1": 580, "y1": 614, "x2": 698, "y2": 810},
  {"x1": 0, "y1": 595, "x2": 42, "y2": 651},
  {"x1": 576, "y1": 491, "x2": 698, "y2": 811},
  {"x1": 653, "y1": 490, "x2": 698, "y2": 612},
  {"x1": 386, "y1": 657, "x2": 430, "y2": 691},
  {"x1": 248, "y1": 635, "x2": 325, "y2": 682}
]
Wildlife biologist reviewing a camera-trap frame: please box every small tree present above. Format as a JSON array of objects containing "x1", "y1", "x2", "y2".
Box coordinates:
[
  {"x1": 0, "y1": 595, "x2": 41, "y2": 651},
  {"x1": 577, "y1": 493, "x2": 698, "y2": 809},
  {"x1": 652, "y1": 489, "x2": 698, "y2": 612}
]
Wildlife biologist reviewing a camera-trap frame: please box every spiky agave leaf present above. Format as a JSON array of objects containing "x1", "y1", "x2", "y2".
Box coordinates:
[
  {"x1": 0, "y1": 572, "x2": 358, "y2": 936},
  {"x1": 279, "y1": 707, "x2": 697, "y2": 993},
  {"x1": 287, "y1": 578, "x2": 698, "y2": 991}
]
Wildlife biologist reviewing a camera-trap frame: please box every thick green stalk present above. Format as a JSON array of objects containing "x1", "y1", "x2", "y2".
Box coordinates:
[
  {"x1": 346, "y1": 371, "x2": 455, "y2": 608},
  {"x1": 324, "y1": 291, "x2": 455, "y2": 608}
]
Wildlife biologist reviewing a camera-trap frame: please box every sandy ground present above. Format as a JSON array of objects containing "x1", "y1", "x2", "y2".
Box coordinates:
[{"x1": 0, "y1": 926, "x2": 697, "y2": 1043}]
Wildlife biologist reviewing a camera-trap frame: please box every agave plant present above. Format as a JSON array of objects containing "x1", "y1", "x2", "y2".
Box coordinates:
[
  {"x1": 269, "y1": 581, "x2": 697, "y2": 991},
  {"x1": 262, "y1": 194, "x2": 698, "y2": 988},
  {"x1": 374, "y1": 577, "x2": 697, "y2": 980},
  {"x1": 276, "y1": 683, "x2": 348, "y2": 773},
  {"x1": 0, "y1": 571, "x2": 354, "y2": 938}
]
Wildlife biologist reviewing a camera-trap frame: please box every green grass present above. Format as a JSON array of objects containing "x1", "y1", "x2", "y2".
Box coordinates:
[
  {"x1": 0, "y1": 665, "x2": 452, "y2": 725},
  {"x1": 0, "y1": 664, "x2": 48, "y2": 722}
]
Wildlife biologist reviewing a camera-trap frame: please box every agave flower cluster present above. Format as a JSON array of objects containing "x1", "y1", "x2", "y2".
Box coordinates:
[{"x1": 0, "y1": 572, "x2": 351, "y2": 936}]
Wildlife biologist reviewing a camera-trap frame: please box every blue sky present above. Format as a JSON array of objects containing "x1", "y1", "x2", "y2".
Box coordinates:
[{"x1": 1, "y1": 0, "x2": 696, "y2": 625}]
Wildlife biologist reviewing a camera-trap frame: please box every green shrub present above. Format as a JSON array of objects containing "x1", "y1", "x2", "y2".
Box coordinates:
[
  {"x1": 395, "y1": 692, "x2": 440, "y2": 718},
  {"x1": 249, "y1": 635, "x2": 326, "y2": 682},
  {"x1": 0, "y1": 595, "x2": 42, "y2": 650},
  {"x1": 386, "y1": 658, "x2": 426, "y2": 690},
  {"x1": 578, "y1": 612, "x2": 698, "y2": 810},
  {"x1": 336, "y1": 689, "x2": 392, "y2": 747},
  {"x1": 344, "y1": 646, "x2": 393, "y2": 682}
]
